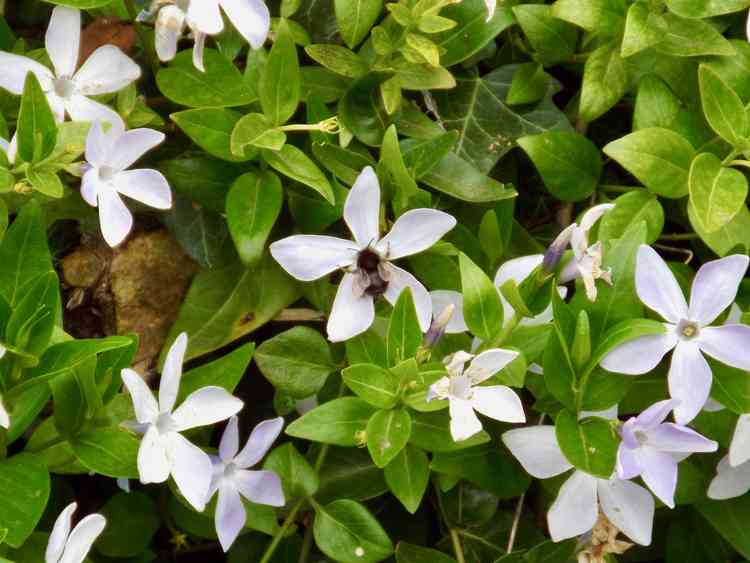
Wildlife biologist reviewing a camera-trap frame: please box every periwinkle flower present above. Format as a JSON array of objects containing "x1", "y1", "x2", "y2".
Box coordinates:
[
  {"x1": 709, "y1": 414, "x2": 750, "y2": 500},
  {"x1": 45, "y1": 502, "x2": 106, "y2": 563}
]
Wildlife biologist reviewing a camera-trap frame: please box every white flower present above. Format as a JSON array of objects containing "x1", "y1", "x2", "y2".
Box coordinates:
[
  {"x1": 600, "y1": 245, "x2": 750, "y2": 424},
  {"x1": 708, "y1": 414, "x2": 750, "y2": 500},
  {"x1": 485, "y1": 0, "x2": 497, "y2": 20},
  {"x1": 270, "y1": 166, "x2": 456, "y2": 342},
  {"x1": 502, "y1": 426, "x2": 655, "y2": 546},
  {"x1": 82, "y1": 121, "x2": 172, "y2": 247},
  {"x1": 0, "y1": 134, "x2": 16, "y2": 164},
  {"x1": 0, "y1": 394, "x2": 9, "y2": 430},
  {"x1": 0, "y1": 7, "x2": 140, "y2": 128},
  {"x1": 208, "y1": 416, "x2": 285, "y2": 551},
  {"x1": 429, "y1": 290, "x2": 468, "y2": 334},
  {"x1": 121, "y1": 333, "x2": 244, "y2": 511},
  {"x1": 427, "y1": 349, "x2": 525, "y2": 441},
  {"x1": 45, "y1": 502, "x2": 106, "y2": 563}
]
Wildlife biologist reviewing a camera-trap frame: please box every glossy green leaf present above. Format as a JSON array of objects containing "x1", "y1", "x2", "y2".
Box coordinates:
[
  {"x1": 0, "y1": 454, "x2": 50, "y2": 548},
  {"x1": 335, "y1": 0, "x2": 383, "y2": 48},
  {"x1": 387, "y1": 288, "x2": 423, "y2": 366},
  {"x1": 17, "y1": 72, "x2": 57, "y2": 164},
  {"x1": 698, "y1": 65, "x2": 747, "y2": 147},
  {"x1": 555, "y1": 409, "x2": 618, "y2": 478},
  {"x1": 342, "y1": 363, "x2": 400, "y2": 409},
  {"x1": 512, "y1": 5, "x2": 578, "y2": 65},
  {"x1": 459, "y1": 252, "x2": 503, "y2": 341},
  {"x1": 70, "y1": 427, "x2": 140, "y2": 478},
  {"x1": 384, "y1": 446, "x2": 429, "y2": 514},
  {"x1": 366, "y1": 408, "x2": 412, "y2": 468},
  {"x1": 689, "y1": 152, "x2": 748, "y2": 233},
  {"x1": 231, "y1": 113, "x2": 286, "y2": 155},
  {"x1": 598, "y1": 190, "x2": 664, "y2": 244},
  {"x1": 286, "y1": 397, "x2": 376, "y2": 446},
  {"x1": 262, "y1": 144, "x2": 335, "y2": 203},
  {"x1": 313, "y1": 500, "x2": 394, "y2": 563},
  {"x1": 263, "y1": 443, "x2": 319, "y2": 499},
  {"x1": 172, "y1": 108, "x2": 250, "y2": 162},
  {"x1": 260, "y1": 19, "x2": 300, "y2": 125},
  {"x1": 579, "y1": 42, "x2": 627, "y2": 123}
]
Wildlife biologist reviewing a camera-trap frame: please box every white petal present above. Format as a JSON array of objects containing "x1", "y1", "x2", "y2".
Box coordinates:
[
  {"x1": 465, "y1": 348, "x2": 519, "y2": 384},
  {"x1": 382, "y1": 263, "x2": 432, "y2": 332},
  {"x1": 159, "y1": 332, "x2": 187, "y2": 414},
  {"x1": 376, "y1": 209, "x2": 456, "y2": 260},
  {"x1": 172, "y1": 387, "x2": 244, "y2": 431},
  {"x1": 97, "y1": 185, "x2": 133, "y2": 247},
  {"x1": 155, "y1": 5, "x2": 186, "y2": 63},
  {"x1": 117, "y1": 478, "x2": 130, "y2": 493},
  {"x1": 344, "y1": 166, "x2": 381, "y2": 248},
  {"x1": 598, "y1": 478, "x2": 654, "y2": 546},
  {"x1": 708, "y1": 455, "x2": 750, "y2": 500},
  {"x1": 729, "y1": 414, "x2": 750, "y2": 467},
  {"x1": 46, "y1": 6, "x2": 80, "y2": 78},
  {"x1": 85, "y1": 121, "x2": 109, "y2": 168},
  {"x1": 448, "y1": 397, "x2": 483, "y2": 441},
  {"x1": 46, "y1": 503, "x2": 76, "y2": 563},
  {"x1": 429, "y1": 290, "x2": 467, "y2": 334},
  {"x1": 216, "y1": 482, "x2": 246, "y2": 552},
  {"x1": 501, "y1": 426, "x2": 572, "y2": 479},
  {"x1": 67, "y1": 95, "x2": 124, "y2": 130},
  {"x1": 579, "y1": 203, "x2": 615, "y2": 232},
  {"x1": 494, "y1": 254, "x2": 543, "y2": 325},
  {"x1": 689, "y1": 255, "x2": 748, "y2": 326},
  {"x1": 548, "y1": 471, "x2": 598, "y2": 542},
  {"x1": 668, "y1": 342, "x2": 712, "y2": 425},
  {"x1": 220, "y1": 0, "x2": 271, "y2": 50},
  {"x1": 168, "y1": 433, "x2": 213, "y2": 511},
  {"x1": 59, "y1": 514, "x2": 106, "y2": 563},
  {"x1": 137, "y1": 425, "x2": 170, "y2": 484},
  {"x1": 327, "y1": 273, "x2": 375, "y2": 342},
  {"x1": 121, "y1": 368, "x2": 158, "y2": 424},
  {"x1": 81, "y1": 171, "x2": 101, "y2": 208},
  {"x1": 188, "y1": 0, "x2": 224, "y2": 34},
  {"x1": 109, "y1": 128, "x2": 165, "y2": 172},
  {"x1": 471, "y1": 386, "x2": 525, "y2": 423},
  {"x1": 234, "y1": 469, "x2": 285, "y2": 506},
  {"x1": 47, "y1": 93, "x2": 67, "y2": 123},
  {"x1": 0, "y1": 52, "x2": 53, "y2": 94},
  {"x1": 0, "y1": 399, "x2": 8, "y2": 430},
  {"x1": 635, "y1": 245, "x2": 688, "y2": 323},
  {"x1": 484, "y1": 0, "x2": 496, "y2": 19},
  {"x1": 270, "y1": 235, "x2": 358, "y2": 282},
  {"x1": 234, "y1": 417, "x2": 284, "y2": 469},
  {"x1": 600, "y1": 331, "x2": 677, "y2": 375},
  {"x1": 192, "y1": 32, "x2": 207, "y2": 72},
  {"x1": 698, "y1": 324, "x2": 750, "y2": 371},
  {"x1": 219, "y1": 416, "x2": 240, "y2": 463},
  {"x1": 114, "y1": 169, "x2": 172, "y2": 210},
  {"x1": 74, "y1": 45, "x2": 141, "y2": 95}
]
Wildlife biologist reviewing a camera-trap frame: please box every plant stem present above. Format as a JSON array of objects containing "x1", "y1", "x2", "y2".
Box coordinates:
[
  {"x1": 259, "y1": 499, "x2": 305, "y2": 563},
  {"x1": 659, "y1": 233, "x2": 699, "y2": 241},
  {"x1": 122, "y1": 0, "x2": 160, "y2": 75},
  {"x1": 449, "y1": 529, "x2": 466, "y2": 563},
  {"x1": 506, "y1": 492, "x2": 525, "y2": 553},
  {"x1": 297, "y1": 518, "x2": 314, "y2": 563}
]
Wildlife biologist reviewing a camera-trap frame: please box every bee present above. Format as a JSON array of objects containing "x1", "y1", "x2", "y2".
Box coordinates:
[{"x1": 357, "y1": 248, "x2": 389, "y2": 297}]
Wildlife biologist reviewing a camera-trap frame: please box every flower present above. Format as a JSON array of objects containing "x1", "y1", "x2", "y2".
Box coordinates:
[
  {"x1": 616, "y1": 399, "x2": 716, "y2": 507},
  {"x1": 427, "y1": 349, "x2": 524, "y2": 441},
  {"x1": 0, "y1": 7, "x2": 140, "y2": 128},
  {"x1": 708, "y1": 414, "x2": 750, "y2": 500},
  {"x1": 502, "y1": 425, "x2": 655, "y2": 545},
  {"x1": 0, "y1": 395, "x2": 9, "y2": 430},
  {"x1": 429, "y1": 290, "x2": 468, "y2": 334},
  {"x1": 484, "y1": 0, "x2": 496, "y2": 20},
  {"x1": 82, "y1": 120, "x2": 172, "y2": 247},
  {"x1": 600, "y1": 245, "x2": 750, "y2": 424},
  {"x1": 208, "y1": 416, "x2": 285, "y2": 551},
  {"x1": 270, "y1": 166, "x2": 456, "y2": 342},
  {"x1": 45, "y1": 502, "x2": 106, "y2": 563},
  {"x1": 0, "y1": 134, "x2": 15, "y2": 164},
  {"x1": 121, "y1": 333, "x2": 244, "y2": 511}
]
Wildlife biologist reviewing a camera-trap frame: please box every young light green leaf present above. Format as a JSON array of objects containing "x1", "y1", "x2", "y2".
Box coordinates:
[
  {"x1": 342, "y1": 363, "x2": 401, "y2": 409},
  {"x1": 335, "y1": 0, "x2": 383, "y2": 49},
  {"x1": 286, "y1": 397, "x2": 376, "y2": 446},
  {"x1": 689, "y1": 152, "x2": 748, "y2": 233},
  {"x1": 0, "y1": 454, "x2": 50, "y2": 548},
  {"x1": 579, "y1": 43, "x2": 627, "y2": 123},
  {"x1": 598, "y1": 190, "x2": 664, "y2": 244},
  {"x1": 262, "y1": 144, "x2": 335, "y2": 204},
  {"x1": 698, "y1": 65, "x2": 748, "y2": 147},
  {"x1": 17, "y1": 72, "x2": 57, "y2": 164},
  {"x1": 506, "y1": 62, "x2": 550, "y2": 105},
  {"x1": 512, "y1": 5, "x2": 578, "y2": 65}
]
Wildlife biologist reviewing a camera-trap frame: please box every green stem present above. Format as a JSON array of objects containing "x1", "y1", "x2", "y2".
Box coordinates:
[
  {"x1": 722, "y1": 149, "x2": 741, "y2": 166},
  {"x1": 449, "y1": 529, "x2": 467, "y2": 563},
  {"x1": 480, "y1": 313, "x2": 520, "y2": 352},
  {"x1": 122, "y1": 0, "x2": 160, "y2": 75},
  {"x1": 259, "y1": 499, "x2": 305, "y2": 563},
  {"x1": 659, "y1": 233, "x2": 699, "y2": 241},
  {"x1": 297, "y1": 518, "x2": 314, "y2": 563}
]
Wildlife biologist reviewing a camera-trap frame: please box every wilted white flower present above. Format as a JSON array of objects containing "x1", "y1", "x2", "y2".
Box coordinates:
[
  {"x1": 45, "y1": 502, "x2": 106, "y2": 563},
  {"x1": 122, "y1": 333, "x2": 244, "y2": 511},
  {"x1": 82, "y1": 121, "x2": 172, "y2": 247},
  {"x1": 0, "y1": 7, "x2": 139, "y2": 128},
  {"x1": 208, "y1": 416, "x2": 285, "y2": 551},
  {"x1": 271, "y1": 166, "x2": 456, "y2": 342}
]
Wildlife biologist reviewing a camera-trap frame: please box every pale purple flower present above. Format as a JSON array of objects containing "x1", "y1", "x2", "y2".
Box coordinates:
[
  {"x1": 82, "y1": 121, "x2": 172, "y2": 247},
  {"x1": 45, "y1": 502, "x2": 106, "y2": 563},
  {"x1": 208, "y1": 416, "x2": 285, "y2": 551},
  {"x1": 708, "y1": 414, "x2": 750, "y2": 500},
  {"x1": 0, "y1": 7, "x2": 139, "y2": 128},
  {"x1": 502, "y1": 426, "x2": 654, "y2": 545},
  {"x1": 427, "y1": 349, "x2": 525, "y2": 441},
  {"x1": 270, "y1": 166, "x2": 456, "y2": 342},
  {"x1": 601, "y1": 245, "x2": 750, "y2": 424},
  {"x1": 121, "y1": 333, "x2": 244, "y2": 512},
  {"x1": 616, "y1": 400, "x2": 717, "y2": 507}
]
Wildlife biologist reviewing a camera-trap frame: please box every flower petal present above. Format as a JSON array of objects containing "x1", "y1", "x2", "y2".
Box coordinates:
[
  {"x1": 0, "y1": 396, "x2": 8, "y2": 430},
  {"x1": 234, "y1": 469, "x2": 285, "y2": 506},
  {"x1": 465, "y1": 348, "x2": 519, "y2": 384},
  {"x1": 46, "y1": 502, "x2": 76, "y2": 563},
  {"x1": 343, "y1": 166, "x2": 380, "y2": 248},
  {"x1": 219, "y1": 416, "x2": 240, "y2": 463},
  {"x1": 579, "y1": 203, "x2": 615, "y2": 232},
  {"x1": 155, "y1": 5, "x2": 186, "y2": 63},
  {"x1": 548, "y1": 471, "x2": 598, "y2": 542},
  {"x1": 327, "y1": 273, "x2": 375, "y2": 342},
  {"x1": 689, "y1": 255, "x2": 749, "y2": 326},
  {"x1": 598, "y1": 478, "x2": 654, "y2": 545},
  {"x1": 484, "y1": 0, "x2": 496, "y2": 19},
  {"x1": 97, "y1": 185, "x2": 132, "y2": 247},
  {"x1": 172, "y1": 387, "x2": 244, "y2": 431},
  {"x1": 270, "y1": 235, "x2": 358, "y2": 282},
  {"x1": 668, "y1": 342, "x2": 712, "y2": 425},
  {"x1": 188, "y1": 0, "x2": 224, "y2": 34},
  {"x1": 137, "y1": 425, "x2": 170, "y2": 484},
  {"x1": 638, "y1": 448, "x2": 678, "y2": 508},
  {"x1": 448, "y1": 397, "x2": 482, "y2": 441},
  {"x1": 121, "y1": 368, "x2": 158, "y2": 424},
  {"x1": 159, "y1": 332, "x2": 187, "y2": 414},
  {"x1": 234, "y1": 417, "x2": 284, "y2": 469},
  {"x1": 0, "y1": 52, "x2": 53, "y2": 95},
  {"x1": 382, "y1": 263, "x2": 432, "y2": 332},
  {"x1": 220, "y1": 0, "x2": 271, "y2": 50},
  {"x1": 376, "y1": 208, "x2": 456, "y2": 260},
  {"x1": 67, "y1": 95, "x2": 124, "y2": 130},
  {"x1": 647, "y1": 424, "x2": 717, "y2": 453},
  {"x1": 114, "y1": 169, "x2": 172, "y2": 210},
  {"x1": 192, "y1": 32, "x2": 207, "y2": 72},
  {"x1": 429, "y1": 290, "x2": 468, "y2": 334},
  {"x1": 85, "y1": 121, "x2": 110, "y2": 169},
  {"x1": 501, "y1": 426, "x2": 572, "y2": 479},
  {"x1": 74, "y1": 45, "x2": 141, "y2": 95},
  {"x1": 215, "y1": 483, "x2": 246, "y2": 552},
  {"x1": 168, "y1": 432, "x2": 213, "y2": 511},
  {"x1": 600, "y1": 331, "x2": 677, "y2": 375},
  {"x1": 698, "y1": 324, "x2": 750, "y2": 371},
  {"x1": 635, "y1": 245, "x2": 688, "y2": 323},
  {"x1": 729, "y1": 414, "x2": 750, "y2": 467},
  {"x1": 708, "y1": 455, "x2": 750, "y2": 500},
  {"x1": 109, "y1": 128, "x2": 166, "y2": 171},
  {"x1": 636, "y1": 399, "x2": 677, "y2": 428},
  {"x1": 46, "y1": 6, "x2": 80, "y2": 78},
  {"x1": 616, "y1": 445, "x2": 642, "y2": 480},
  {"x1": 59, "y1": 514, "x2": 106, "y2": 563},
  {"x1": 494, "y1": 254, "x2": 543, "y2": 324},
  {"x1": 471, "y1": 386, "x2": 525, "y2": 423}
]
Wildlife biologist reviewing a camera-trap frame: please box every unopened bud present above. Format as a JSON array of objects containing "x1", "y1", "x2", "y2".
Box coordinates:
[
  {"x1": 424, "y1": 303, "x2": 455, "y2": 348},
  {"x1": 543, "y1": 223, "x2": 576, "y2": 273}
]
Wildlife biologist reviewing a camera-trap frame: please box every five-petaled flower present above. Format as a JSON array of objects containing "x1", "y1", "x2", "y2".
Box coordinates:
[
  {"x1": 82, "y1": 120, "x2": 172, "y2": 247},
  {"x1": 208, "y1": 416, "x2": 285, "y2": 551},
  {"x1": 601, "y1": 245, "x2": 750, "y2": 424},
  {"x1": 0, "y1": 6, "x2": 140, "y2": 129},
  {"x1": 427, "y1": 349, "x2": 525, "y2": 441},
  {"x1": 616, "y1": 399, "x2": 716, "y2": 507},
  {"x1": 122, "y1": 333, "x2": 244, "y2": 512},
  {"x1": 270, "y1": 166, "x2": 456, "y2": 342},
  {"x1": 45, "y1": 502, "x2": 106, "y2": 563}
]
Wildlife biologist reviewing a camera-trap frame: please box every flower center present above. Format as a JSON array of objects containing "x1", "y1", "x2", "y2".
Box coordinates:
[
  {"x1": 223, "y1": 462, "x2": 238, "y2": 479},
  {"x1": 356, "y1": 248, "x2": 388, "y2": 297},
  {"x1": 677, "y1": 319, "x2": 700, "y2": 340},
  {"x1": 52, "y1": 76, "x2": 75, "y2": 100},
  {"x1": 449, "y1": 376, "x2": 473, "y2": 400},
  {"x1": 155, "y1": 412, "x2": 178, "y2": 434},
  {"x1": 98, "y1": 166, "x2": 115, "y2": 182},
  {"x1": 634, "y1": 429, "x2": 648, "y2": 445}
]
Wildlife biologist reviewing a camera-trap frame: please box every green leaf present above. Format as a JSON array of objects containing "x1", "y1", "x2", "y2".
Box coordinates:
[
  {"x1": 164, "y1": 196, "x2": 232, "y2": 268},
  {"x1": 366, "y1": 408, "x2": 412, "y2": 468},
  {"x1": 45, "y1": 0, "x2": 114, "y2": 6},
  {"x1": 316, "y1": 447, "x2": 388, "y2": 504},
  {"x1": 171, "y1": 108, "x2": 250, "y2": 162},
  {"x1": 305, "y1": 44, "x2": 370, "y2": 78},
  {"x1": 96, "y1": 492, "x2": 160, "y2": 557},
  {"x1": 27, "y1": 168, "x2": 64, "y2": 198},
  {"x1": 49, "y1": 371, "x2": 85, "y2": 439},
  {"x1": 555, "y1": 409, "x2": 618, "y2": 478},
  {"x1": 263, "y1": 443, "x2": 319, "y2": 500},
  {"x1": 286, "y1": 397, "x2": 376, "y2": 446},
  {"x1": 654, "y1": 13, "x2": 734, "y2": 57},
  {"x1": 621, "y1": 2, "x2": 662, "y2": 58},
  {"x1": 262, "y1": 144, "x2": 335, "y2": 204},
  {"x1": 6, "y1": 271, "x2": 59, "y2": 360},
  {"x1": 550, "y1": 0, "x2": 626, "y2": 35},
  {"x1": 418, "y1": 152, "x2": 517, "y2": 202},
  {"x1": 0, "y1": 454, "x2": 50, "y2": 548},
  {"x1": 17, "y1": 72, "x2": 57, "y2": 164},
  {"x1": 689, "y1": 152, "x2": 748, "y2": 233},
  {"x1": 512, "y1": 5, "x2": 578, "y2": 65},
  {"x1": 409, "y1": 411, "x2": 490, "y2": 452},
  {"x1": 587, "y1": 319, "x2": 666, "y2": 377},
  {"x1": 506, "y1": 63, "x2": 550, "y2": 106},
  {"x1": 579, "y1": 43, "x2": 627, "y2": 123},
  {"x1": 387, "y1": 288, "x2": 423, "y2": 366},
  {"x1": 517, "y1": 132, "x2": 602, "y2": 201},
  {"x1": 71, "y1": 427, "x2": 140, "y2": 478},
  {"x1": 226, "y1": 170, "x2": 283, "y2": 265},
  {"x1": 697, "y1": 496, "x2": 750, "y2": 559},
  {"x1": 260, "y1": 19, "x2": 300, "y2": 125},
  {"x1": 160, "y1": 157, "x2": 239, "y2": 213},
  {"x1": 378, "y1": 125, "x2": 426, "y2": 214},
  {"x1": 231, "y1": 113, "x2": 287, "y2": 155},
  {"x1": 313, "y1": 500, "x2": 394, "y2": 563},
  {"x1": 665, "y1": 0, "x2": 750, "y2": 17},
  {"x1": 603, "y1": 127, "x2": 695, "y2": 198},
  {"x1": 342, "y1": 363, "x2": 400, "y2": 409},
  {"x1": 384, "y1": 446, "x2": 430, "y2": 514},
  {"x1": 396, "y1": 542, "x2": 456, "y2": 563},
  {"x1": 338, "y1": 73, "x2": 392, "y2": 147},
  {"x1": 459, "y1": 252, "x2": 503, "y2": 341},
  {"x1": 598, "y1": 190, "x2": 664, "y2": 244},
  {"x1": 335, "y1": 0, "x2": 383, "y2": 48},
  {"x1": 689, "y1": 203, "x2": 750, "y2": 256},
  {"x1": 255, "y1": 326, "x2": 335, "y2": 399},
  {"x1": 178, "y1": 341, "x2": 255, "y2": 402},
  {"x1": 698, "y1": 65, "x2": 747, "y2": 147}
]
